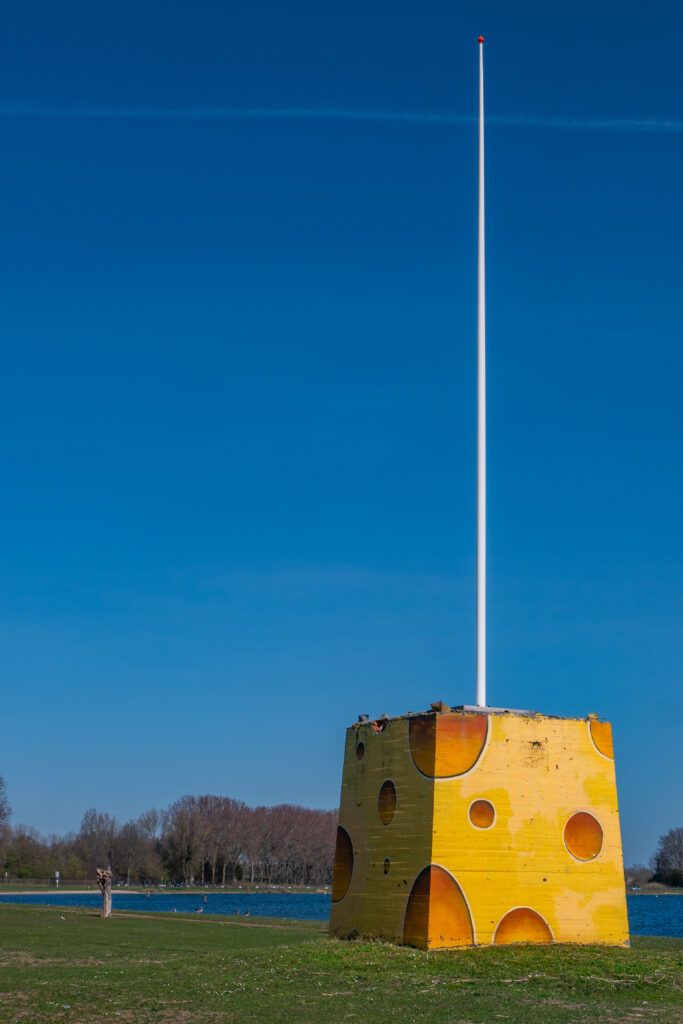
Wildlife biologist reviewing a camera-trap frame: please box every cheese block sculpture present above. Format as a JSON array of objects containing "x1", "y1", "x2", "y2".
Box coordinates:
[{"x1": 329, "y1": 705, "x2": 629, "y2": 948}]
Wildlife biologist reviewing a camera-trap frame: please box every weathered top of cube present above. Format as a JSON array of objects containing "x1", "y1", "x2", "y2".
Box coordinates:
[
  {"x1": 350, "y1": 703, "x2": 615, "y2": 769},
  {"x1": 353, "y1": 704, "x2": 609, "y2": 729}
]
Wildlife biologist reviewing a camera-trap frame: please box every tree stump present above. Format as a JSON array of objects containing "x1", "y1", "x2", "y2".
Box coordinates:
[{"x1": 96, "y1": 867, "x2": 113, "y2": 919}]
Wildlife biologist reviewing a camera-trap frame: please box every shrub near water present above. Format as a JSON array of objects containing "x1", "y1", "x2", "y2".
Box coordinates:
[{"x1": 0, "y1": 904, "x2": 681, "y2": 1024}]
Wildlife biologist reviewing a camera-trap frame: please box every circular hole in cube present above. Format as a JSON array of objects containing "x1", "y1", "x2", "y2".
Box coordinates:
[
  {"x1": 494, "y1": 907, "x2": 553, "y2": 945},
  {"x1": 469, "y1": 799, "x2": 495, "y2": 829},
  {"x1": 564, "y1": 811, "x2": 603, "y2": 861},
  {"x1": 331, "y1": 826, "x2": 353, "y2": 902},
  {"x1": 378, "y1": 780, "x2": 397, "y2": 825}
]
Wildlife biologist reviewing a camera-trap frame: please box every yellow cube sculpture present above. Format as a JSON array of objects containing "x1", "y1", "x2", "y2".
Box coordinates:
[{"x1": 329, "y1": 705, "x2": 629, "y2": 948}]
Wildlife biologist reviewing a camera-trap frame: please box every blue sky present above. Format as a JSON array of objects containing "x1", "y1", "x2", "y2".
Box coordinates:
[{"x1": 1, "y1": 0, "x2": 681, "y2": 866}]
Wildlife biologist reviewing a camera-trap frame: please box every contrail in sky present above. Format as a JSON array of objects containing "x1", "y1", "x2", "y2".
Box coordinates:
[{"x1": 0, "y1": 104, "x2": 682, "y2": 132}]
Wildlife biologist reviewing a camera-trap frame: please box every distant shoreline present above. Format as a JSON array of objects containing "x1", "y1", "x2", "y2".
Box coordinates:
[
  {"x1": 628, "y1": 891, "x2": 682, "y2": 896},
  {"x1": 0, "y1": 888, "x2": 331, "y2": 897},
  {"x1": 1, "y1": 885, "x2": 678, "y2": 900},
  {"x1": 2, "y1": 889, "x2": 679, "y2": 899}
]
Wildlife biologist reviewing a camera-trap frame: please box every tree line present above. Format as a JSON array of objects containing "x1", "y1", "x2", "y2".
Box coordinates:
[
  {"x1": 0, "y1": 777, "x2": 336, "y2": 886},
  {"x1": 2, "y1": 776, "x2": 681, "y2": 890},
  {"x1": 625, "y1": 826, "x2": 683, "y2": 889}
]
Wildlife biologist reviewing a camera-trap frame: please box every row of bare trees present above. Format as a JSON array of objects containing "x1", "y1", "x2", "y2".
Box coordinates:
[
  {"x1": 0, "y1": 779, "x2": 336, "y2": 887},
  {"x1": 161, "y1": 796, "x2": 336, "y2": 887}
]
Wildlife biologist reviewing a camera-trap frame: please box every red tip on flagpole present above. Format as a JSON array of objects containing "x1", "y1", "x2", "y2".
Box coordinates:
[{"x1": 478, "y1": 36, "x2": 484, "y2": 43}]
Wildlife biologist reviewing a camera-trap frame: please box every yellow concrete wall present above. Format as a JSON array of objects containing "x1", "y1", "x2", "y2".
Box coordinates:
[{"x1": 329, "y1": 708, "x2": 629, "y2": 949}]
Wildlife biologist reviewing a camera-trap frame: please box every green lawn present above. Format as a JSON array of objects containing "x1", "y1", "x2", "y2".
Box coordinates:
[{"x1": 0, "y1": 904, "x2": 681, "y2": 1023}]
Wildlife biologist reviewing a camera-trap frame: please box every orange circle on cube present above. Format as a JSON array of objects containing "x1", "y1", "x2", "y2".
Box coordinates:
[
  {"x1": 403, "y1": 865, "x2": 473, "y2": 949},
  {"x1": 590, "y1": 720, "x2": 614, "y2": 759},
  {"x1": 378, "y1": 780, "x2": 397, "y2": 825},
  {"x1": 469, "y1": 799, "x2": 495, "y2": 828},
  {"x1": 409, "y1": 712, "x2": 488, "y2": 778},
  {"x1": 494, "y1": 907, "x2": 553, "y2": 945},
  {"x1": 564, "y1": 811, "x2": 603, "y2": 861},
  {"x1": 331, "y1": 826, "x2": 353, "y2": 902}
]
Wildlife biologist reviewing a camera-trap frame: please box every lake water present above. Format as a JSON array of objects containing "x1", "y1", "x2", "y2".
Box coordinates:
[
  {"x1": 624, "y1": 895, "x2": 682, "y2": 938},
  {"x1": 0, "y1": 891, "x2": 331, "y2": 921},
  {"x1": 0, "y1": 892, "x2": 680, "y2": 938}
]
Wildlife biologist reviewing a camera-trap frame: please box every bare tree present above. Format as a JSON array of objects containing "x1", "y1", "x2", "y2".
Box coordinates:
[
  {"x1": 242, "y1": 806, "x2": 263, "y2": 884},
  {"x1": 224, "y1": 799, "x2": 248, "y2": 884},
  {"x1": 0, "y1": 777, "x2": 10, "y2": 834},
  {"x1": 79, "y1": 809, "x2": 118, "y2": 877},
  {"x1": 135, "y1": 808, "x2": 166, "y2": 882},
  {"x1": 0, "y1": 776, "x2": 10, "y2": 866},
  {"x1": 163, "y1": 796, "x2": 201, "y2": 884},
  {"x1": 195, "y1": 795, "x2": 221, "y2": 885},
  {"x1": 624, "y1": 863, "x2": 652, "y2": 888},
  {"x1": 137, "y1": 808, "x2": 165, "y2": 842},
  {"x1": 113, "y1": 821, "x2": 146, "y2": 885},
  {"x1": 97, "y1": 867, "x2": 112, "y2": 918},
  {"x1": 653, "y1": 828, "x2": 683, "y2": 886}
]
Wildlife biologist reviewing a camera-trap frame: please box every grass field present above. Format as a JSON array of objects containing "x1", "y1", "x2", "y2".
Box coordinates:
[{"x1": 1, "y1": 904, "x2": 681, "y2": 1024}]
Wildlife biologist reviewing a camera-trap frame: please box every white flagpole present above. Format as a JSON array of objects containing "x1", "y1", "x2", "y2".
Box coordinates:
[{"x1": 476, "y1": 36, "x2": 487, "y2": 708}]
